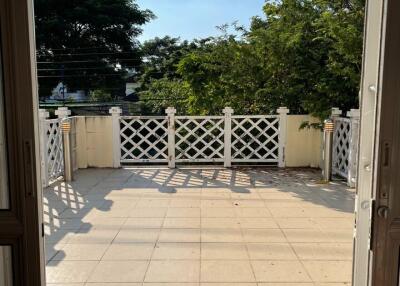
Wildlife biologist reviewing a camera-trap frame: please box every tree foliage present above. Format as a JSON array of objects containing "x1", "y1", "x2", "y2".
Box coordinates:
[
  {"x1": 140, "y1": 0, "x2": 364, "y2": 119},
  {"x1": 35, "y1": 0, "x2": 154, "y2": 98}
]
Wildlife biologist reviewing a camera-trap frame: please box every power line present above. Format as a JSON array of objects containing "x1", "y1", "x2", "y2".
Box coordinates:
[
  {"x1": 36, "y1": 45, "x2": 140, "y2": 51},
  {"x1": 36, "y1": 59, "x2": 142, "y2": 64},
  {"x1": 37, "y1": 66, "x2": 139, "y2": 71},
  {"x1": 37, "y1": 73, "x2": 125, "y2": 78},
  {"x1": 37, "y1": 51, "x2": 137, "y2": 56}
]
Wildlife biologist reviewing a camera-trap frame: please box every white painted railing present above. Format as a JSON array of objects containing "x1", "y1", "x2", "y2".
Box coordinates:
[
  {"x1": 115, "y1": 107, "x2": 289, "y2": 167},
  {"x1": 39, "y1": 107, "x2": 75, "y2": 187},
  {"x1": 331, "y1": 108, "x2": 360, "y2": 187},
  {"x1": 39, "y1": 110, "x2": 64, "y2": 187}
]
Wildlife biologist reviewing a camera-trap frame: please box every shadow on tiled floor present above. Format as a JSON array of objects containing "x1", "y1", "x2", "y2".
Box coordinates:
[{"x1": 44, "y1": 167, "x2": 354, "y2": 285}]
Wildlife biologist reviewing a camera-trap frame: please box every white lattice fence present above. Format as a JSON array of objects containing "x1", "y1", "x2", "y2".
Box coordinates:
[
  {"x1": 332, "y1": 117, "x2": 351, "y2": 178},
  {"x1": 331, "y1": 108, "x2": 360, "y2": 187},
  {"x1": 116, "y1": 107, "x2": 289, "y2": 167},
  {"x1": 41, "y1": 118, "x2": 64, "y2": 186},
  {"x1": 175, "y1": 116, "x2": 225, "y2": 163},
  {"x1": 120, "y1": 116, "x2": 168, "y2": 163},
  {"x1": 231, "y1": 116, "x2": 280, "y2": 163}
]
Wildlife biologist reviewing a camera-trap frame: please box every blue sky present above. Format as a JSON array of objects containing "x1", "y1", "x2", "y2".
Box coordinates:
[{"x1": 136, "y1": 0, "x2": 266, "y2": 42}]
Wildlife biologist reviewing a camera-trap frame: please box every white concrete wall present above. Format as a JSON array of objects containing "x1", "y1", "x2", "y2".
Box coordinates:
[
  {"x1": 285, "y1": 115, "x2": 322, "y2": 168},
  {"x1": 75, "y1": 116, "x2": 114, "y2": 168}
]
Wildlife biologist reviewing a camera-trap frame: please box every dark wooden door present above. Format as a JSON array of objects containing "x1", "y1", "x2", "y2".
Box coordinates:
[
  {"x1": 371, "y1": 0, "x2": 400, "y2": 285},
  {"x1": 0, "y1": 0, "x2": 45, "y2": 285}
]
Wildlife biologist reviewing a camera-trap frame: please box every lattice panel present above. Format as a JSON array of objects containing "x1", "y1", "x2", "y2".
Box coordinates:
[
  {"x1": 175, "y1": 116, "x2": 225, "y2": 162},
  {"x1": 231, "y1": 116, "x2": 280, "y2": 163},
  {"x1": 120, "y1": 117, "x2": 168, "y2": 163},
  {"x1": 333, "y1": 117, "x2": 351, "y2": 178},
  {"x1": 45, "y1": 119, "x2": 64, "y2": 181}
]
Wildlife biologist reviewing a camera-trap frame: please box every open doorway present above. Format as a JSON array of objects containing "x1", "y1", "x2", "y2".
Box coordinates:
[{"x1": 36, "y1": 1, "x2": 359, "y2": 285}]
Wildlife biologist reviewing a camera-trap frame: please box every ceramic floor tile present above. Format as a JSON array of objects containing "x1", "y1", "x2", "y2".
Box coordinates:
[
  {"x1": 201, "y1": 208, "x2": 236, "y2": 218},
  {"x1": 166, "y1": 208, "x2": 201, "y2": 218},
  {"x1": 123, "y1": 217, "x2": 165, "y2": 229},
  {"x1": 145, "y1": 260, "x2": 200, "y2": 282},
  {"x1": 251, "y1": 260, "x2": 311, "y2": 282},
  {"x1": 235, "y1": 208, "x2": 271, "y2": 218},
  {"x1": 275, "y1": 218, "x2": 318, "y2": 229},
  {"x1": 201, "y1": 200, "x2": 232, "y2": 208},
  {"x1": 201, "y1": 228, "x2": 243, "y2": 242},
  {"x1": 45, "y1": 168, "x2": 354, "y2": 285},
  {"x1": 52, "y1": 243, "x2": 109, "y2": 261},
  {"x1": 282, "y1": 229, "x2": 331, "y2": 243},
  {"x1": 238, "y1": 218, "x2": 278, "y2": 229},
  {"x1": 201, "y1": 218, "x2": 241, "y2": 229},
  {"x1": 129, "y1": 208, "x2": 168, "y2": 217},
  {"x1": 201, "y1": 260, "x2": 255, "y2": 282},
  {"x1": 159, "y1": 228, "x2": 201, "y2": 242},
  {"x1": 102, "y1": 243, "x2": 154, "y2": 260},
  {"x1": 201, "y1": 243, "x2": 248, "y2": 260},
  {"x1": 169, "y1": 200, "x2": 201, "y2": 208},
  {"x1": 87, "y1": 261, "x2": 148, "y2": 282},
  {"x1": 232, "y1": 200, "x2": 265, "y2": 208},
  {"x1": 46, "y1": 261, "x2": 98, "y2": 283},
  {"x1": 164, "y1": 218, "x2": 200, "y2": 228},
  {"x1": 145, "y1": 283, "x2": 200, "y2": 286},
  {"x1": 247, "y1": 243, "x2": 297, "y2": 260},
  {"x1": 242, "y1": 229, "x2": 286, "y2": 243},
  {"x1": 85, "y1": 283, "x2": 141, "y2": 286},
  {"x1": 292, "y1": 243, "x2": 353, "y2": 260},
  {"x1": 152, "y1": 243, "x2": 200, "y2": 259},
  {"x1": 66, "y1": 229, "x2": 119, "y2": 244},
  {"x1": 114, "y1": 229, "x2": 160, "y2": 243},
  {"x1": 302, "y1": 261, "x2": 353, "y2": 282}
]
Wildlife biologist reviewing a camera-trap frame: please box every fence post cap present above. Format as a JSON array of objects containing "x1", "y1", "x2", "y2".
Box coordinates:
[
  {"x1": 347, "y1": 109, "x2": 360, "y2": 118},
  {"x1": 109, "y1": 106, "x2": 122, "y2": 114},
  {"x1": 331, "y1": 107, "x2": 342, "y2": 117},
  {"x1": 38, "y1": 109, "x2": 49, "y2": 118},
  {"x1": 55, "y1": 106, "x2": 71, "y2": 117},
  {"x1": 277, "y1": 107, "x2": 289, "y2": 114},
  {"x1": 222, "y1": 107, "x2": 234, "y2": 114},
  {"x1": 165, "y1": 107, "x2": 176, "y2": 114}
]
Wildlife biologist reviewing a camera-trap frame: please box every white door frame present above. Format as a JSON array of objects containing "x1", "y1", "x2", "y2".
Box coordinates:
[{"x1": 353, "y1": 0, "x2": 387, "y2": 285}]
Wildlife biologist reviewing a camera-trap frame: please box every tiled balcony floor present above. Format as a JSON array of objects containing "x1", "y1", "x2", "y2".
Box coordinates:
[{"x1": 44, "y1": 167, "x2": 354, "y2": 286}]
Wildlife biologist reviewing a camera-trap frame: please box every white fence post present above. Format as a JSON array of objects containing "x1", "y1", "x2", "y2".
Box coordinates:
[
  {"x1": 166, "y1": 107, "x2": 176, "y2": 168},
  {"x1": 223, "y1": 107, "x2": 234, "y2": 168},
  {"x1": 109, "y1": 107, "x2": 122, "y2": 168},
  {"x1": 277, "y1": 107, "x2": 289, "y2": 168},
  {"x1": 55, "y1": 106, "x2": 71, "y2": 119},
  {"x1": 39, "y1": 109, "x2": 49, "y2": 187},
  {"x1": 331, "y1": 107, "x2": 342, "y2": 118},
  {"x1": 347, "y1": 109, "x2": 360, "y2": 187}
]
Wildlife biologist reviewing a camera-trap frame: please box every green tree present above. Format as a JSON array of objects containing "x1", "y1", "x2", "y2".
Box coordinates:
[
  {"x1": 89, "y1": 89, "x2": 113, "y2": 102},
  {"x1": 140, "y1": 78, "x2": 192, "y2": 115},
  {"x1": 137, "y1": 37, "x2": 199, "y2": 114},
  {"x1": 35, "y1": 0, "x2": 154, "y2": 98},
  {"x1": 172, "y1": 0, "x2": 364, "y2": 118}
]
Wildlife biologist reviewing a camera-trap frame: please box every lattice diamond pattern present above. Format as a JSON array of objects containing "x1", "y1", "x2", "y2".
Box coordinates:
[
  {"x1": 120, "y1": 117, "x2": 168, "y2": 162},
  {"x1": 45, "y1": 119, "x2": 64, "y2": 181},
  {"x1": 332, "y1": 118, "x2": 351, "y2": 178},
  {"x1": 175, "y1": 117, "x2": 225, "y2": 162},
  {"x1": 231, "y1": 117, "x2": 280, "y2": 162}
]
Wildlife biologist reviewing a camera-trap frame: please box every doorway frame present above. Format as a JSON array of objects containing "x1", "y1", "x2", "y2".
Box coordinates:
[
  {"x1": 0, "y1": 0, "x2": 45, "y2": 285},
  {"x1": 1, "y1": 0, "x2": 397, "y2": 285}
]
